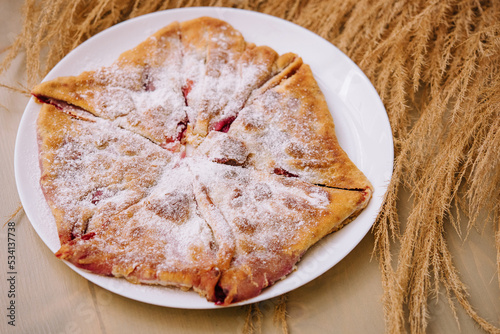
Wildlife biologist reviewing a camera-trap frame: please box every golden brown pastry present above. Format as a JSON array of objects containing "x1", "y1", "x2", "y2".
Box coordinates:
[
  {"x1": 32, "y1": 17, "x2": 373, "y2": 305},
  {"x1": 228, "y1": 64, "x2": 372, "y2": 190}
]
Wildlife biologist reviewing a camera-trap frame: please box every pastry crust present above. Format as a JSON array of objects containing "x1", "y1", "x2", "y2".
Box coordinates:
[
  {"x1": 228, "y1": 64, "x2": 373, "y2": 190},
  {"x1": 32, "y1": 17, "x2": 373, "y2": 305},
  {"x1": 191, "y1": 160, "x2": 371, "y2": 304},
  {"x1": 33, "y1": 21, "x2": 186, "y2": 150},
  {"x1": 37, "y1": 104, "x2": 172, "y2": 243},
  {"x1": 55, "y1": 164, "x2": 223, "y2": 300},
  {"x1": 179, "y1": 18, "x2": 281, "y2": 139}
]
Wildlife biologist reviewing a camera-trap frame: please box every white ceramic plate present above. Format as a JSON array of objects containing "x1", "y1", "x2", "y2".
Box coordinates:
[{"x1": 15, "y1": 7, "x2": 393, "y2": 309}]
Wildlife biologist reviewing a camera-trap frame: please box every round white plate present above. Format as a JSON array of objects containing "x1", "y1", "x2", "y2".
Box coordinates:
[{"x1": 15, "y1": 7, "x2": 393, "y2": 309}]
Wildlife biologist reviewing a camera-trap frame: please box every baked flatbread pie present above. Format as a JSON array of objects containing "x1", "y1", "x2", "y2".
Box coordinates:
[{"x1": 33, "y1": 17, "x2": 373, "y2": 305}]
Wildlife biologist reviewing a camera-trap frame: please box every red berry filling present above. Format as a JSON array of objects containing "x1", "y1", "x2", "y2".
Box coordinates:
[
  {"x1": 81, "y1": 232, "x2": 96, "y2": 240},
  {"x1": 214, "y1": 284, "x2": 227, "y2": 305},
  {"x1": 165, "y1": 118, "x2": 189, "y2": 145},
  {"x1": 177, "y1": 122, "x2": 188, "y2": 141},
  {"x1": 33, "y1": 94, "x2": 73, "y2": 111},
  {"x1": 211, "y1": 116, "x2": 236, "y2": 133},
  {"x1": 273, "y1": 168, "x2": 298, "y2": 178},
  {"x1": 90, "y1": 189, "x2": 104, "y2": 205}
]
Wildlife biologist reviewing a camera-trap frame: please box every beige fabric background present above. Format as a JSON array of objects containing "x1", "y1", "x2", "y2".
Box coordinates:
[{"x1": 0, "y1": 1, "x2": 498, "y2": 333}]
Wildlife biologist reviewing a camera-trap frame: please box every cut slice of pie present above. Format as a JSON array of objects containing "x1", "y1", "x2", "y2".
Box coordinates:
[
  {"x1": 37, "y1": 104, "x2": 175, "y2": 244},
  {"x1": 56, "y1": 164, "x2": 223, "y2": 301},
  {"x1": 228, "y1": 63, "x2": 372, "y2": 190},
  {"x1": 180, "y1": 17, "x2": 295, "y2": 143},
  {"x1": 190, "y1": 159, "x2": 371, "y2": 304},
  {"x1": 179, "y1": 17, "x2": 245, "y2": 138},
  {"x1": 32, "y1": 21, "x2": 187, "y2": 150},
  {"x1": 199, "y1": 45, "x2": 280, "y2": 133}
]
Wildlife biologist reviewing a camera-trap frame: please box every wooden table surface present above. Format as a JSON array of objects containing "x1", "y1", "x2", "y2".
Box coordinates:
[{"x1": 1, "y1": 2, "x2": 498, "y2": 333}]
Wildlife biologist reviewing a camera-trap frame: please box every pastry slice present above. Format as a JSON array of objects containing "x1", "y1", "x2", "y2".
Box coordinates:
[
  {"x1": 179, "y1": 17, "x2": 246, "y2": 137},
  {"x1": 202, "y1": 50, "x2": 302, "y2": 140},
  {"x1": 55, "y1": 164, "x2": 222, "y2": 301},
  {"x1": 180, "y1": 17, "x2": 304, "y2": 142},
  {"x1": 228, "y1": 63, "x2": 372, "y2": 190},
  {"x1": 38, "y1": 104, "x2": 174, "y2": 244},
  {"x1": 32, "y1": 21, "x2": 187, "y2": 150},
  {"x1": 246, "y1": 52, "x2": 302, "y2": 100},
  {"x1": 199, "y1": 44, "x2": 279, "y2": 135},
  {"x1": 190, "y1": 159, "x2": 371, "y2": 305}
]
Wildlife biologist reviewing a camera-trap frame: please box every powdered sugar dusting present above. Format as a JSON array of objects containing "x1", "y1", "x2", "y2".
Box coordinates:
[
  {"x1": 80, "y1": 30, "x2": 187, "y2": 147},
  {"x1": 228, "y1": 79, "x2": 332, "y2": 181},
  {"x1": 181, "y1": 47, "x2": 206, "y2": 124},
  {"x1": 107, "y1": 164, "x2": 217, "y2": 271},
  {"x1": 193, "y1": 131, "x2": 248, "y2": 165},
  {"x1": 39, "y1": 114, "x2": 175, "y2": 241},
  {"x1": 189, "y1": 158, "x2": 331, "y2": 249},
  {"x1": 180, "y1": 24, "x2": 277, "y2": 136}
]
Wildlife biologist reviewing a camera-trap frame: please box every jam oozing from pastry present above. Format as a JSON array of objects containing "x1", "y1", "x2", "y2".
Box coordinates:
[
  {"x1": 81, "y1": 232, "x2": 96, "y2": 240},
  {"x1": 211, "y1": 116, "x2": 236, "y2": 133},
  {"x1": 164, "y1": 118, "x2": 189, "y2": 146},
  {"x1": 33, "y1": 94, "x2": 95, "y2": 120},
  {"x1": 90, "y1": 189, "x2": 104, "y2": 205},
  {"x1": 214, "y1": 284, "x2": 227, "y2": 305},
  {"x1": 273, "y1": 167, "x2": 298, "y2": 178},
  {"x1": 177, "y1": 121, "x2": 188, "y2": 142},
  {"x1": 89, "y1": 187, "x2": 118, "y2": 205}
]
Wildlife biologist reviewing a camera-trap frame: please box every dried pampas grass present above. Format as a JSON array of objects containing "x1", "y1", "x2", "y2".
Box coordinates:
[{"x1": 1, "y1": 0, "x2": 499, "y2": 333}]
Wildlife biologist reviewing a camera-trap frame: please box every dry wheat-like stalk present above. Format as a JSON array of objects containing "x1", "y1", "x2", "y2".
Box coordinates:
[
  {"x1": 1, "y1": 0, "x2": 499, "y2": 333},
  {"x1": 273, "y1": 295, "x2": 289, "y2": 334},
  {"x1": 242, "y1": 303, "x2": 263, "y2": 334}
]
